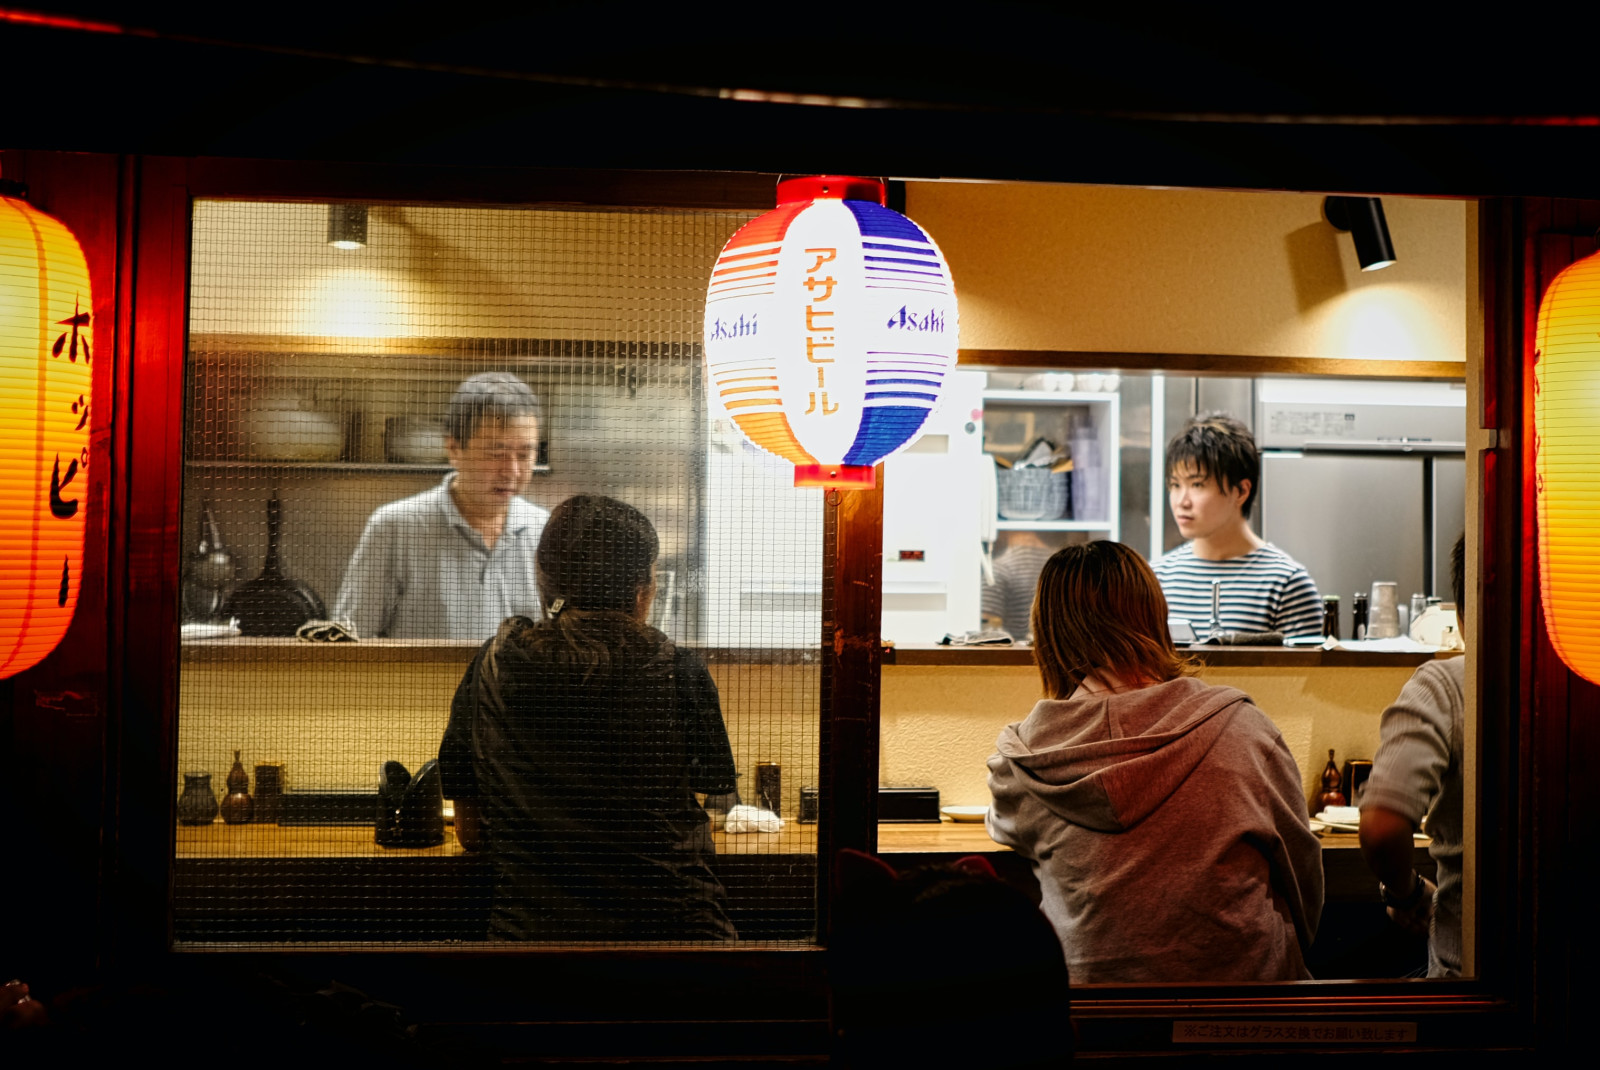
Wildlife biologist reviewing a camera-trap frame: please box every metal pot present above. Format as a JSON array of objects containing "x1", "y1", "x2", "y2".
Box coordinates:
[{"x1": 182, "y1": 504, "x2": 239, "y2": 622}]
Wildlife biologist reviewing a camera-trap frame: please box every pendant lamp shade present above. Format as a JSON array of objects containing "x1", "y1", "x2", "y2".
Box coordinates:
[
  {"x1": 704, "y1": 176, "x2": 958, "y2": 488},
  {"x1": 1, "y1": 194, "x2": 94, "y2": 678},
  {"x1": 1535, "y1": 248, "x2": 1600, "y2": 684}
]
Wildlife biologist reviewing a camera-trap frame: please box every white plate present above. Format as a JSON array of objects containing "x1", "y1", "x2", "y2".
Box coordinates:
[{"x1": 941, "y1": 806, "x2": 989, "y2": 823}]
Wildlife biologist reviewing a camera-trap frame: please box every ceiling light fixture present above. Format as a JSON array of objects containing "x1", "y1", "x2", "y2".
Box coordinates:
[
  {"x1": 1323, "y1": 196, "x2": 1396, "y2": 271},
  {"x1": 327, "y1": 204, "x2": 368, "y2": 250}
]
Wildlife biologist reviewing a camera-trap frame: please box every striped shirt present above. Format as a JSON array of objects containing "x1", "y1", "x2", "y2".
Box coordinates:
[
  {"x1": 982, "y1": 544, "x2": 1057, "y2": 639},
  {"x1": 1152, "y1": 543, "x2": 1324, "y2": 639}
]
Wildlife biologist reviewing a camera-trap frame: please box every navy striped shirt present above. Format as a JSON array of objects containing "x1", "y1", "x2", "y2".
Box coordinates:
[{"x1": 1152, "y1": 543, "x2": 1324, "y2": 639}]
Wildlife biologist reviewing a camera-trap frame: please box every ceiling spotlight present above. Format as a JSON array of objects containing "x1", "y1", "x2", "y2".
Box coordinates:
[
  {"x1": 327, "y1": 204, "x2": 368, "y2": 250},
  {"x1": 1323, "y1": 196, "x2": 1396, "y2": 271}
]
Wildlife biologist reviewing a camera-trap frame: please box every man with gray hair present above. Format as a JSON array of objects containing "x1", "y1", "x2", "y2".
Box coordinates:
[{"x1": 335, "y1": 372, "x2": 549, "y2": 640}]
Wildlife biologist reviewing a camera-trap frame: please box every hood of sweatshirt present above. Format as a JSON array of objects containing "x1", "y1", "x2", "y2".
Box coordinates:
[{"x1": 992, "y1": 676, "x2": 1252, "y2": 833}]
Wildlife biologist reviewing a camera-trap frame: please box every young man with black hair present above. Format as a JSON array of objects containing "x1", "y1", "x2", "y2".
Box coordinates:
[
  {"x1": 1153, "y1": 414, "x2": 1324, "y2": 640},
  {"x1": 335, "y1": 372, "x2": 549, "y2": 640}
]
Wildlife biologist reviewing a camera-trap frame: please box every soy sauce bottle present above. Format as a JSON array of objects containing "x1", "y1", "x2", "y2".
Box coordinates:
[
  {"x1": 1321, "y1": 595, "x2": 1340, "y2": 639},
  {"x1": 1352, "y1": 592, "x2": 1370, "y2": 640}
]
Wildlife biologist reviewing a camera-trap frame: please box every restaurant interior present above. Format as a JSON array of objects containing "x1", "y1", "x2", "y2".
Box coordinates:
[{"x1": 2, "y1": 7, "x2": 1595, "y2": 1064}]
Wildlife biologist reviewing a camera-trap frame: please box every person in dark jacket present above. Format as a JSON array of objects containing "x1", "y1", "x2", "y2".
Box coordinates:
[{"x1": 439, "y1": 494, "x2": 739, "y2": 941}]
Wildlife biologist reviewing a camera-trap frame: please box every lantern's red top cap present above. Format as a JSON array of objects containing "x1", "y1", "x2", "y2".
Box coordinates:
[{"x1": 776, "y1": 175, "x2": 886, "y2": 205}]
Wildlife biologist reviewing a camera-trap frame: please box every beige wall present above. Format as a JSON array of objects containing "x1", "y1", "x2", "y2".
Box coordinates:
[
  {"x1": 189, "y1": 201, "x2": 755, "y2": 341},
  {"x1": 184, "y1": 655, "x2": 1426, "y2": 823},
  {"x1": 178, "y1": 660, "x2": 819, "y2": 818},
  {"x1": 906, "y1": 182, "x2": 1468, "y2": 362},
  {"x1": 879, "y1": 661, "x2": 1429, "y2": 808}
]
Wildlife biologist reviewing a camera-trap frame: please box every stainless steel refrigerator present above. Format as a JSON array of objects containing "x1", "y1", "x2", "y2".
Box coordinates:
[{"x1": 1254, "y1": 380, "x2": 1467, "y2": 639}]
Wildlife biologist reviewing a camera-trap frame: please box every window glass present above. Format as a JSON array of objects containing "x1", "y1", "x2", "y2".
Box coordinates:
[{"x1": 175, "y1": 201, "x2": 819, "y2": 946}]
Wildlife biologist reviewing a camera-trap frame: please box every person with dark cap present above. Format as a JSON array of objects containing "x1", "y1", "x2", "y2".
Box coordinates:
[
  {"x1": 335, "y1": 371, "x2": 547, "y2": 640},
  {"x1": 439, "y1": 494, "x2": 739, "y2": 941}
]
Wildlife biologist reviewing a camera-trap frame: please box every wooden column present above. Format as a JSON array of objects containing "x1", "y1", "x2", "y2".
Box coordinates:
[{"x1": 818, "y1": 471, "x2": 883, "y2": 939}]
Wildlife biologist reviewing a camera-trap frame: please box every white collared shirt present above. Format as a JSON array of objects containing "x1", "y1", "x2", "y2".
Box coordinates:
[{"x1": 334, "y1": 475, "x2": 549, "y2": 640}]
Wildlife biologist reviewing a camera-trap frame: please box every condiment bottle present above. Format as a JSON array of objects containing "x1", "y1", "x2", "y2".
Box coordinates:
[
  {"x1": 756, "y1": 761, "x2": 782, "y2": 816},
  {"x1": 220, "y1": 749, "x2": 254, "y2": 824},
  {"x1": 1321, "y1": 595, "x2": 1340, "y2": 639},
  {"x1": 1352, "y1": 592, "x2": 1370, "y2": 640},
  {"x1": 1315, "y1": 749, "x2": 1347, "y2": 814}
]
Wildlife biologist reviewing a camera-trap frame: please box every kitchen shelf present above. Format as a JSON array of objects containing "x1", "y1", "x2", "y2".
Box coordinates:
[
  {"x1": 982, "y1": 389, "x2": 1118, "y2": 405},
  {"x1": 995, "y1": 519, "x2": 1111, "y2": 532},
  {"x1": 184, "y1": 460, "x2": 551, "y2": 474}
]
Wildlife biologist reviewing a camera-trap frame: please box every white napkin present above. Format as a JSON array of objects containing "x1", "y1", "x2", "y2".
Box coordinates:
[
  {"x1": 180, "y1": 620, "x2": 240, "y2": 640},
  {"x1": 1320, "y1": 636, "x2": 1439, "y2": 653},
  {"x1": 723, "y1": 804, "x2": 784, "y2": 833}
]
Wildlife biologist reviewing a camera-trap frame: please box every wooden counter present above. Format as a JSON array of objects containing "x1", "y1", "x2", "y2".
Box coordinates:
[
  {"x1": 171, "y1": 821, "x2": 1429, "y2": 951},
  {"x1": 174, "y1": 819, "x2": 1404, "y2": 858},
  {"x1": 173, "y1": 820, "x2": 987, "y2": 858}
]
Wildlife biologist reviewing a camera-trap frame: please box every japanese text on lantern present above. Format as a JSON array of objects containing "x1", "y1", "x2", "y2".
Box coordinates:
[
  {"x1": 803, "y1": 248, "x2": 837, "y2": 416},
  {"x1": 1, "y1": 193, "x2": 95, "y2": 678}
]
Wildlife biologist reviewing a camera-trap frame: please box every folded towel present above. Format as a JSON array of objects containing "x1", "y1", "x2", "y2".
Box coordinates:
[
  {"x1": 296, "y1": 619, "x2": 360, "y2": 642},
  {"x1": 723, "y1": 804, "x2": 784, "y2": 834},
  {"x1": 1203, "y1": 630, "x2": 1284, "y2": 646}
]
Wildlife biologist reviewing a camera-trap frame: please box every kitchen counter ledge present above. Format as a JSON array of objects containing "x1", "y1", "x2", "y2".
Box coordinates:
[
  {"x1": 181, "y1": 637, "x2": 1455, "y2": 669},
  {"x1": 181, "y1": 637, "x2": 822, "y2": 665},
  {"x1": 885, "y1": 643, "x2": 1459, "y2": 669}
]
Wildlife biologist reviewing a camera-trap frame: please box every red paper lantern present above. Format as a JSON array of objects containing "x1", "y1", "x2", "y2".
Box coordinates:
[{"x1": 1, "y1": 192, "x2": 94, "y2": 678}]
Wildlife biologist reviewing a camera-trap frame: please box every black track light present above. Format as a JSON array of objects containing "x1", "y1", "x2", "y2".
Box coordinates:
[{"x1": 1324, "y1": 196, "x2": 1396, "y2": 271}]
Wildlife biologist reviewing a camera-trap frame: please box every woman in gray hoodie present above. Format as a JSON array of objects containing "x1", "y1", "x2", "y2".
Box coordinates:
[{"x1": 987, "y1": 540, "x2": 1324, "y2": 983}]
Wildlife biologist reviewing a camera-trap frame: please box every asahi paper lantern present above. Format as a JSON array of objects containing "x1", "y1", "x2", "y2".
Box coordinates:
[
  {"x1": 1, "y1": 192, "x2": 93, "y2": 678},
  {"x1": 1535, "y1": 249, "x2": 1600, "y2": 684},
  {"x1": 704, "y1": 175, "x2": 958, "y2": 487}
]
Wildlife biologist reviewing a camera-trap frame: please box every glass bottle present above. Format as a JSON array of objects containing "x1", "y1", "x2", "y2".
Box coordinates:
[
  {"x1": 1352, "y1": 592, "x2": 1370, "y2": 640},
  {"x1": 1321, "y1": 595, "x2": 1340, "y2": 639}
]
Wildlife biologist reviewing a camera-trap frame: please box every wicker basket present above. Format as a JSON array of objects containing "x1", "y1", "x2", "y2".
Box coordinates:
[{"x1": 996, "y1": 467, "x2": 1069, "y2": 520}]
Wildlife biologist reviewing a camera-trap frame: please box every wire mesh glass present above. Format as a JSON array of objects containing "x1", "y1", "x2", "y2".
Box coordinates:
[{"x1": 175, "y1": 200, "x2": 821, "y2": 948}]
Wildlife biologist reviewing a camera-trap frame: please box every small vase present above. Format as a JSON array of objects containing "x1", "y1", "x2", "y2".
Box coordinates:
[
  {"x1": 1314, "y1": 748, "x2": 1347, "y2": 815},
  {"x1": 178, "y1": 773, "x2": 219, "y2": 826},
  {"x1": 220, "y1": 749, "x2": 254, "y2": 824}
]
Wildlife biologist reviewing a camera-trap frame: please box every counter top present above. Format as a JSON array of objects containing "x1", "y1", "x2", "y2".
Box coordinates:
[
  {"x1": 174, "y1": 820, "x2": 1393, "y2": 859},
  {"x1": 180, "y1": 637, "x2": 823, "y2": 665},
  {"x1": 885, "y1": 642, "x2": 1458, "y2": 668}
]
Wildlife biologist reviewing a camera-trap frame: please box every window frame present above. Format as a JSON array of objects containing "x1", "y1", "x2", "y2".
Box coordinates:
[{"x1": 101, "y1": 156, "x2": 1550, "y2": 1053}]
